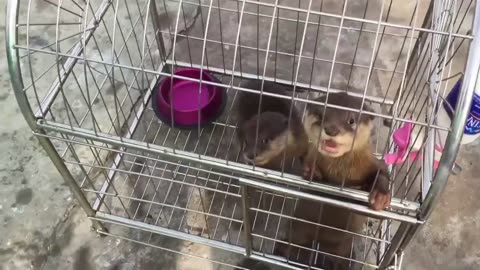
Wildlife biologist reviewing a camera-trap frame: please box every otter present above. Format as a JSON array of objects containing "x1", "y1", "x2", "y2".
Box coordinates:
[
  {"x1": 236, "y1": 80, "x2": 308, "y2": 172},
  {"x1": 235, "y1": 80, "x2": 309, "y2": 270},
  {"x1": 302, "y1": 92, "x2": 391, "y2": 211},
  {"x1": 275, "y1": 93, "x2": 391, "y2": 270}
]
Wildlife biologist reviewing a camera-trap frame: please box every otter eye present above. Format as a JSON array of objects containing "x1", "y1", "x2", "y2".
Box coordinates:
[
  {"x1": 348, "y1": 118, "x2": 355, "y2": 125},
  {"x1": 262, "y1": 138, "x2": 269, "y2": 144}
]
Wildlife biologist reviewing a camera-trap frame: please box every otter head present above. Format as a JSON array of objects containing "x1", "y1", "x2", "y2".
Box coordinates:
[
  {"x1": 304, "y1": 93, "x2": 374, "y2": 158},
  {"x1": 237, "y1": 112, "x2": 293, "y2": 166}
]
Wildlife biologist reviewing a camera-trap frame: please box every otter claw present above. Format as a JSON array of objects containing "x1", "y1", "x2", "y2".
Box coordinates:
[
  {"x1": 303, "y1": 165, "x2": 312, "y2": 179},
  {"x1": 368, "y1": 189, "x2": 391, "y2": 211},
  {"x1": 303, "y1": 163, "x2": 322, "y2": 180}
]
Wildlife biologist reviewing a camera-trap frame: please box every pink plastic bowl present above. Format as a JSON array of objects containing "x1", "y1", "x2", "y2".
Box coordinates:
[{"x1": 152, "y1": 68, "x2": 226, "y2": 128}]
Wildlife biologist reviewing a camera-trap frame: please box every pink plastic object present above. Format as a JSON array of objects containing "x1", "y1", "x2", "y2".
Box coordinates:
[
  {"x1": 152, "y1": 68, "x2": 226, "y2": 129},
  {"x1": 384, "y1": 122, "x2": 413, "y2": 164},
  {"x1": 384, "y1": 121, "x2": 442, "y2": 170}
]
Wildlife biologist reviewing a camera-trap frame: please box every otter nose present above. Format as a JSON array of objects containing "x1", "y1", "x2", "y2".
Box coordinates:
[{"x1": 324, "y1": 125, "x2": 340, "y2": 136}]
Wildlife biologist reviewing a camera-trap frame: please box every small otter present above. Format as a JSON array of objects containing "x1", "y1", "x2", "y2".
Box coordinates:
[
  {"x1": 235, "y1": 80, "x2": 308, "y2": 270},
  {"x1": 236, "y1": 80, "x2": 308, "y2": 171},
  {"x1": 302, "y1": 92, "x2": 391, "y2": 210},
  {"x1": 274, "y1": 93, "x2": 392, "y2": 270}
]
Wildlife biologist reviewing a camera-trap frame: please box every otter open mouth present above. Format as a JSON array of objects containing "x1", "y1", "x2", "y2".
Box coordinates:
[{"x1": 321, "y1": 139, "x2": 339, "y2": 154}]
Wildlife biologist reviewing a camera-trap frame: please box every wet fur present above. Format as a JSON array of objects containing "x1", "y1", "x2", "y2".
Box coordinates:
[{"x1": 274, "y1": 93, "x2": 391, "y2": 270}]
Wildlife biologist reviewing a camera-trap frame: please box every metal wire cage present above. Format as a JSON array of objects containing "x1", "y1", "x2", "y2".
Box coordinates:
[{"x1": 6, "y1": 0, "x2": 480, "y2": 269}]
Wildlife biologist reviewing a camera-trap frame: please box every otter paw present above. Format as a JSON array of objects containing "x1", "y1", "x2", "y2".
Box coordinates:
[
  {"x1": 303, "y1": 164, "x2": 313, "y2": 179},
  {"x1": 303, "y1": 163, "x2": 322, "y2": 180},
  {"x1": 368, "y1": 189, "x2": 391, "y2": 211}
]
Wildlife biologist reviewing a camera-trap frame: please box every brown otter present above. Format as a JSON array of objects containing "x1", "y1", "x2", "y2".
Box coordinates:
[
  {"x1": 235, "y1": 80, "x2": 309, "y2": 270},
  {"x1": 274, "y1": 93, "x2": 392, "y2": 270},
  {"x1": 236, "y1": 80, "x2": 308, "y2": 172},
  {"x1": 302, "y1": 92, "x2": 391, "y2": 211}
]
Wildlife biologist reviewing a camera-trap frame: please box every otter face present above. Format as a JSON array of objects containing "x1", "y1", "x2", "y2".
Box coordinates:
[
  {"x1": 237, "y1": 112, "x2": 292, "y2": 166},
  {"x1": 305, "y1": 93, "x2": 374, "y2": 158}
]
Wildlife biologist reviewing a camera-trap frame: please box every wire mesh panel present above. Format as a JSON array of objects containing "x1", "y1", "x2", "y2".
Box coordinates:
[
  {"x1": 240, "y1": 181, "x2": 401, "y2": 269},
  {"x1": 6, "y1": 0, "x2": 480, "y2": 269},
  {"x1": 59, "y1": 137, "x2": 246, "y2": 244}
]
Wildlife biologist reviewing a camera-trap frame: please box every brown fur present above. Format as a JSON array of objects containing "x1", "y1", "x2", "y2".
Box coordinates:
[
  {"x1": 274, "y1": 93, "x2": 391, "y2": 270},
  {"x1": 275, "y1": 201, "x2": 365, "y2": 270},
  {"x1": 302, "y1": 93, "x2": 391, "y2": 203},
  {"x1": 236, "y1": 80, "x2": 308, "y2": 172},
  {"x1": 235, "y1": 80, "x2": 310, "y2": 270}
]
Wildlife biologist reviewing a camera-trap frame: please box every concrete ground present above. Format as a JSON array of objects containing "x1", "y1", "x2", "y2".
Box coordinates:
[{"x1": 1, "y1": 0, "x2": 479, "y2": 269}]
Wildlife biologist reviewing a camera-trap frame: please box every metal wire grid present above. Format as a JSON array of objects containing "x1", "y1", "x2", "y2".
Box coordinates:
[
  {"x1": 36, "y1": 73, "x2": 434, "y2": 213},
  {"x1": 242, "y1": 185, "x2": 397, "y2": 269},
  {"x1": 34, "y1": 131, "x2": 402, "y2": 269},
  {"x1": 11, "y1": 0, "x2": 474, "y2": 207},
  {"x1": 7, "y1": 0, "x2": 480, "y2": 269},
  {"x1": 33, "y1": 72, "x2": 409, "y2": 269},
  {"x1": 14, "y1": 0, "x2": 473, "y2": 118},
  {"x1": 37, "y1": 72, "x2": 425, "y2": 213}
]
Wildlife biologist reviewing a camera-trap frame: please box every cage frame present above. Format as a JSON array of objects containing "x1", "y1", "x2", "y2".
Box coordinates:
[{"x1": 6, "y1": 0, "x2": 480, "y2": 268}]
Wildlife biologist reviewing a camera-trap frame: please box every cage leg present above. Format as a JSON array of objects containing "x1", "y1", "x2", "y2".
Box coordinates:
[
  {"x1": 396, "y1": 223, "x2": 421, "y2": 257},
  {"x1": 421, "y1": 1, "x2": 480, "y2": 220},
  {"x1": 241, "y1": 184, "x2": 253, "y2": 257},
  {"x1": 378, "y1": 223, "x2": 412, "y2": 269},
  {"x1": 380, "y1": 223, "x2": 419, "y2": 270},
  {"x1": 36, "y1": 132, "x2": 107, "y2": 233}
]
